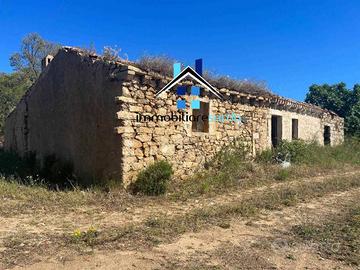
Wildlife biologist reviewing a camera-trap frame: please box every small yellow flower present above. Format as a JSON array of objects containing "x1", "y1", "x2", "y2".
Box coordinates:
[
  {"x1": 87, "y1": 226, "x2": 97, "y2": 233},
  {"x1": 73, "y1": 228, "x2": 82, "y2": 238}
]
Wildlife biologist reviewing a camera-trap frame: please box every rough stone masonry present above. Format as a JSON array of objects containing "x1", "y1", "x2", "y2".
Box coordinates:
[{"x1": 4, "y1": 47, "x2": 344, "y2": 186}]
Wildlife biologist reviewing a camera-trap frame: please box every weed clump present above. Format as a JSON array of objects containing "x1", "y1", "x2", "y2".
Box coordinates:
[
  {"x1": 171, "y1": 140, "x2": 252, "y2": 198},
  {"x1": 70, "y1": 226, "x2": 98, "y2": 246},
  {"x1": 131, "y1": 160, "x2": 173, "y2": 196},
  {"x1": 136, "y1": 55, "x2": 271, "y2": 96},
  {"x1": 137, "y1": 55, "x2": 174, "y2": 76}
]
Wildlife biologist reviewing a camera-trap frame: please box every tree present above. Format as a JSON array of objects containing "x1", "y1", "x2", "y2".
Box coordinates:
[
  {"x1": 305, "y1": 83, "x2": 352, "y2": 117},
  {"x1": 347, "y1": 102, "x2": 360, "y2": 136},
  {"x1": 10, "y1": 33, "x2": 60, "y2": 82},
  {"x1": 305, "y1": 83, "x2": 360, "y2": 136},
  {"x1": 0, "y1": 72, "x2": 30, "y2": 135},
  {"x1": 350, "y1": 84, "x2": 360, "y2": 105}
]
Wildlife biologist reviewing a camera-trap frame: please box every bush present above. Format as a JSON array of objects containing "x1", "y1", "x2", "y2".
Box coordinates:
[
  {"x1": 257, "y1": 138, "x2": 360, "y2": 167},
  {"x1": 275, "y1": 140, "x2": 313, "y2": 164},
  {"x1": 203, "y1": 71, "x2": 270, "y2": 96},
  {"x1": 209, "y1": 140, "x2": 249, "y2": 170},
  {"x1": 256, "y1": 140, "x2": 318, "y2": 164},
  {"x1": 137, "y1": 55, "x2": 174, "y2": 76},
  {"x1": 102, "y1": 45, "x2": 123, "y2": 62},
  {"x1": 131, "y1": 160, "x2": 173, "y2": 196}
]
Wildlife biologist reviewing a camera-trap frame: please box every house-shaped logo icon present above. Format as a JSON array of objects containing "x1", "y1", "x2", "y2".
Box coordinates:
[{"x1": 155, "y1": 59, "x2": 223, "y2": 109}]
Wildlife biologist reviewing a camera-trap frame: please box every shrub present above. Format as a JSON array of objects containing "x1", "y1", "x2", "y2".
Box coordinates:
[
  {"x1": 102, "y1": 45, "x2": 123, "y2": 62},
  {"x1": 203, "y1": 71, "x2": 270, "y2": 96},
  {"x1": 256, "y1": 140, "x2": 318, "y2": 165},
  {"x1": 208, "y1": 139, "x2": 249, "y2": 170},
  {"x1": 336, "y1": 137, "x2": 360, "y2": 164},
  {"x1": 275, "y1": 140, "x2": 313, "y2": 164},
  {"x1": 137, "y1": 55, "x2": 174, "y2": 76},
  {"x1": 131, "y1": 160, "x2": 173, "y2": 196}
]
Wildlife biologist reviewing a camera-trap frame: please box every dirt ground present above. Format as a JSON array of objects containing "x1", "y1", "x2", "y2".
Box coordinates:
[{"x1": 1, "y1": 170, "x2": 360, "y2": 270}]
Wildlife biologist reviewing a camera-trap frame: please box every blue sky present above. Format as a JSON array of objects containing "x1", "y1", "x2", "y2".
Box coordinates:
[{"x1": 1, "y1": 0, "x2": 360, "y2": 101}]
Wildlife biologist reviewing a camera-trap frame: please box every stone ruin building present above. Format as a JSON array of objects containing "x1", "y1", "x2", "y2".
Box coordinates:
[{"x1": 4, "y1": 47, "x2": 344, "y2": 185}]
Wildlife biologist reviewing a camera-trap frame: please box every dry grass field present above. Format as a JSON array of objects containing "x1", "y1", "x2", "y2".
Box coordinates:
[{"x1": 1, "y1": 140, "x2": 360, "y2": 269}]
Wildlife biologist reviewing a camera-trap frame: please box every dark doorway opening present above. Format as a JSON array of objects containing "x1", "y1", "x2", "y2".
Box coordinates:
[
  {"x1": 292, "y1": 119, "x2": 299, "y2": 140},
  {"x1": 271, "y1": 115, "x2": 282, "y2": 147},
  {"x1": 324, "y1": 125, "x2": 331, "y2": 145}
]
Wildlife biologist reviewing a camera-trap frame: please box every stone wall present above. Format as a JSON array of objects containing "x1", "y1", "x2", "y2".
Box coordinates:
[
  {"x1": 116, "y1": 78, "x2": 270, "y2": 185},
  {"x1": 320, "y1": 113, "x2": 344, "y2": 146},
  {"x1": 116, "y1": 67, "x2": 344, "y2": 185},
  {"x1": 267, "y1": 108, "x2": 344, "y2": 146}
]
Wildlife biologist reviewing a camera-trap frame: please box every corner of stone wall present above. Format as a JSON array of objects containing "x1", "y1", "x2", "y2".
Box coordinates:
[{"x1": 113, "y1": 69, "x2": 160, "y2": 186}]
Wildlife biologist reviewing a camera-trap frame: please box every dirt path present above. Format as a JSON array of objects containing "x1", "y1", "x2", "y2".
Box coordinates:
[
  {"x1": 15, "y1": 186, "x2": 360, "y2": 270},
  {"x1": 1, "y1": 169, "x2": 359, "y2": 240}
]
